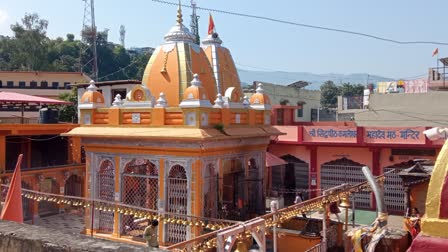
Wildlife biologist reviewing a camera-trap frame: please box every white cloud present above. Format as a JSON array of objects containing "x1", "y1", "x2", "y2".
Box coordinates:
[{"x1": 0, "y1": 9, "x2": 8, "y2": 25}]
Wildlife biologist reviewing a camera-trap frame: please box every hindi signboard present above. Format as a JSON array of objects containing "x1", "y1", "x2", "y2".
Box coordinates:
[
  {"x1": 364, "y1": 127, "x2": 426, "y2": 145},
  {"x1": 303, "y1": 126, "x2": 357, "y2": 143}
]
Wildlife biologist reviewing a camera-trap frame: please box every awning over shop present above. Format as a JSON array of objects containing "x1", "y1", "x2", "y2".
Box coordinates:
[{"x1": 266, "y1": 152, "x2": 287, "y2": 167}]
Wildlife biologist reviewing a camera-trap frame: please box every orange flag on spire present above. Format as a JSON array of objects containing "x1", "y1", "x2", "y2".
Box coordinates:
[
  {"x1": 433, "y1": 48, "x2": 439, "y2": 57},
  {"x1": 208, "y1": 13, "x2": 215, "y2": 35},
  {"x1": 0, "y1": 154, "x2": 23, "y2": 223}
]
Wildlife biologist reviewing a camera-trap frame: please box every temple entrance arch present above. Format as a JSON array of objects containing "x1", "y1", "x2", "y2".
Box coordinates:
[
  {"x1": 166, "y1": 164, "x2": 188, "y2": 244},
  {"x1": 221, "y1": 158, "x2": 245, "y2": 220},
  {"x1": 203, "y1": 163, "x2": 218, "y2": 218},
  {"x1": 97, "y1": 159, "x2": 115, "y2": 233},
  {"x1": 121, "y1": 158, "x2": 158, "y2": 237},
  {"x1": 321, "y1": 158, "x2": 370, "y2": 209}
]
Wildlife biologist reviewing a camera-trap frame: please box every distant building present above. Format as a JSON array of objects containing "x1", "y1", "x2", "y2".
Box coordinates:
[
  {"x1": 244, "y1": 81, "x2": 321, "y2": 123},
  {"x1": 0, "y1": 71, "x2": 91, "y2": 119},
  {"x1": 354, "y1": 92, "x2": 448, "y2": 127}
]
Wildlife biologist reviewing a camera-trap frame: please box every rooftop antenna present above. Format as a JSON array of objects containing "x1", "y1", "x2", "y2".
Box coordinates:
[
  {"x1": 80, "y1": 0, "x2": 98, "y2": 81},
  {"x1": 119, "y1": 25, "x2": 126, "y2": 48}
]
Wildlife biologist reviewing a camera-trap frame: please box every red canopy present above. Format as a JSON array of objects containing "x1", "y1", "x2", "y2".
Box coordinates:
[
  {"x1": 0, "y1": 92, "x2": 71, "y2": 105},
  {"x1": 266, "y1": 152, "x2": 287, "y2": 167}
]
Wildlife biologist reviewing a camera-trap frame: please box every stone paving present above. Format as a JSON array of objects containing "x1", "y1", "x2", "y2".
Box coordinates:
[{"x1": 25, "y1": 209, "x2": 85, "y2": 235}]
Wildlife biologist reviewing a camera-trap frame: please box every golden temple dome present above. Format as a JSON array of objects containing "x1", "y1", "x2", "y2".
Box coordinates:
[
  {"x1": 79, "y1": 80, "x2": 105, "y2": 108},
  {"x1": 249, "y1": 83, "x2": 271, "y2": 110},
  {"x1": 141, "y1": 3, "x2": 217, "y2": 107}
]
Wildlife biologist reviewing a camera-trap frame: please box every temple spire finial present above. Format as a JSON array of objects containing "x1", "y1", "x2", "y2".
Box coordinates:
[{"x1": 177, "y1": 0, "x2": 183, "y2": 25}]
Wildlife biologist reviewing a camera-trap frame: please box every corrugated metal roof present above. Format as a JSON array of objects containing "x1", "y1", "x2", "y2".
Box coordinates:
[{"x1": 0, "y1": 92, "x2": 71, "y2": 105}]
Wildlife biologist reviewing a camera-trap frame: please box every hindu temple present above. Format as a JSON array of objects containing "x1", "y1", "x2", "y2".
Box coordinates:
[{"x1": 65, "y1": 4, "x2": 280, "y2": 245}]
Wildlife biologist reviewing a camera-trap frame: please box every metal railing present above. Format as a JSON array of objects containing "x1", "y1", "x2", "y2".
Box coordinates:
[
  {"x1": 167, "y1": 171, "x2": 391, "y2": 251},
  {"x1": 0, "y1": 117, "x2": 39, "y2": 124},
  {"x1": 305, "y1": 242, "x2": 322, "y2": 252}
]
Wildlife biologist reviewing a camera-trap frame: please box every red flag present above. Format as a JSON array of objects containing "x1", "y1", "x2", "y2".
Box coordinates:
[
  {"x1": 0, "y1": 154, "x2": 23, "y2": 223},
  {"x1": 433, "y1": 48, "x2": 439, "y2": 57},
  {"x1": 208, "y1": 14, "x2": 215, "y2": 35}
]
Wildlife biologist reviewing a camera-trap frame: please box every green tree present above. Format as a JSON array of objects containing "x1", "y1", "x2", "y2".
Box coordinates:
[
  {"x1": 58, "y1": 88, "x2": 78, "y2": 123},
  {"x1": 320, "y1": 80, "x2": 340, "y2": 108},
  {"x1": 9, "y1": 13, "x2": 49, "y2": 70},
  {"x1": 339, "y1": 83, "x2": 365, "y2": 97}
]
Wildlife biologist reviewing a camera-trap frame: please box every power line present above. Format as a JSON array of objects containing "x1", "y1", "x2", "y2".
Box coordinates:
[{"x1": 151, "y1": 0, "x2": 448, "y2": 46}]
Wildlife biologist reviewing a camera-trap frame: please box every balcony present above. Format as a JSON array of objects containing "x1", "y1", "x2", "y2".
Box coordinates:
[{"x1": 428, "y1": 66, "x2": 448, "y2": 90}]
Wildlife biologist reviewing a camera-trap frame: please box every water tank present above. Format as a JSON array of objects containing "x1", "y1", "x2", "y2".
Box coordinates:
[{"x1": 39, "y1": 108, "x2": 59, "y2": 124}]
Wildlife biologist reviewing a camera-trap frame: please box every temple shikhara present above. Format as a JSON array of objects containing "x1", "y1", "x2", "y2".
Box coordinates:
[{"x1": 65, "y1": 4, "x2": 280, "y2": 245}]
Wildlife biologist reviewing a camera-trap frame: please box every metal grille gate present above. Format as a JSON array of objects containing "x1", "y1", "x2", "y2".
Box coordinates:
[
  {"x1": 166, "y1": 165, "x2": 188, "y2": 244},
  {"x1": 121, "y1": 160, "x2": 158, "y2": 237},
  {"x1": 384, "y1": 168, "x2": 405, "y2": 214},
  {"x1": 203, "y1": 164, "x2": 218, "y2": 218},
  {"x1": 97, "y1": 160, "x2": 115, "y2": 233},
  {"x1": 294, "y1": 163, "x2": 310, "y2": 199},
  {"x1": 321, "y1": 164, "x2": 371, "y2": 209}
]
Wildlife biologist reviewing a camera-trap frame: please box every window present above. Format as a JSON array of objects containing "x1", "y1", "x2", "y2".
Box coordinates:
[
  {"x1": 7, "y1": 81, "x2": 14, "y2": 88},
  {"x1": 19, "y1": 81, "x2": 26, "y2": 88},
  {"x1": 30, "y1": 81, "x2": 37, "y2": 88},
  {"x1": 51, "y1": 82, "x2": 58, "y2": 89},
  {"x1": 296, "y1": 107, "x2": 303, "y2": 118},
  {"x1": 41, "y1": 81, "x2": 48, "y2": 89},
  {"x1": 64, "y1": 82, "x2": 71, "y2": 89},
  {"x1": 0, "y1": 80, "x2": 2, "y2": 88}
]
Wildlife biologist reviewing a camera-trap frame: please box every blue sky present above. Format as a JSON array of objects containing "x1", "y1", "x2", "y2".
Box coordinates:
[{"x1": 0, "y1": 0, "x2": 447, "y2": 79}]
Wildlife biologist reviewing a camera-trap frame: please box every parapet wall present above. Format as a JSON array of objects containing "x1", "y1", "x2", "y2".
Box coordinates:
[{"x1": 0, "y1": 220, "x2": 148, "y2": 252}]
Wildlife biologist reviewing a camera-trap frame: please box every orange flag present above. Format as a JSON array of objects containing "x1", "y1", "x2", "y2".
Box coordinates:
[
  {"x1": 433, "y1": 48, "x2": 439, "y2": 57},
  {"x1": 0, "y1": 154, "x2": 23, "y2": 223},
  {"x1": 208, "y1": 13, "x2": 215, "y2": 35}
]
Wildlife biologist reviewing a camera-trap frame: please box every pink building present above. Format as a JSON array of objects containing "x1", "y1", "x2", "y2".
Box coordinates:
[{"x1": 268, "y1": 122, "x2": 443, "y2": 214}]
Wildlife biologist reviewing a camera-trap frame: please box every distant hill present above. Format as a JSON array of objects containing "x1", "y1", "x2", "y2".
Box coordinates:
[{"x1": 237, "y1": 69, "x2": 393, "y2": 90}]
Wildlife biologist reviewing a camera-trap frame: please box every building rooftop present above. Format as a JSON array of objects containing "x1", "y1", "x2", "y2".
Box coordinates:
[{"x1": 355, "y1": 92, "x2": 448, "y2": 127}]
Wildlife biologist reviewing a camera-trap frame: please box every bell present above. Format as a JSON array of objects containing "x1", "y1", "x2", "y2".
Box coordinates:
[
  {"x1": 234, "y1": 240, "x2": 248, "y2": 252},
  {"x1": 339, "y1": 196, "x2": 351, "y2": 208}
]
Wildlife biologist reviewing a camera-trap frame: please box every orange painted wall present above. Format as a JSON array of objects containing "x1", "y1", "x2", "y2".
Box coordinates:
[
  {"x1": 410, "y1": 182, "x2": 429, "y2": 215},
  {"x1": 274, "y1": 233, "x2": 321, "y2": 252},
  {"x1": 269, "y1": 145, "x2": 310, "y2": 164}
]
